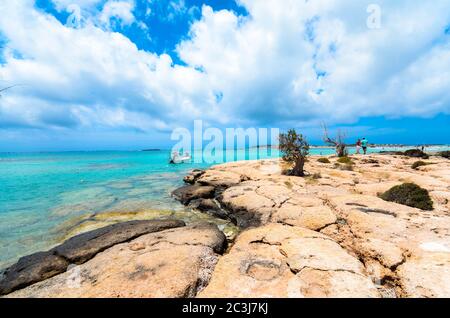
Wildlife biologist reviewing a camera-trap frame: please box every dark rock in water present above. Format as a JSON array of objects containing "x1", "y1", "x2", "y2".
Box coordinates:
[
  {"x1": 0, "y1": 251, "x2": 69, "y2": 296},
  {"x1": 189, "y1": 222, "x2": 228, "y2": 254},
  {"x1": 0, "y1": 219, "x2": 185, "y2": 295},
  {"x1": 183, "y1": 169, "x2": 205, "y2": 184},
  {"x1": 172, "y1": 185, "x2": 215, "y2": 205},
  {"x1": 54, "y1": 219, "x2": 186, "y2": 264}
]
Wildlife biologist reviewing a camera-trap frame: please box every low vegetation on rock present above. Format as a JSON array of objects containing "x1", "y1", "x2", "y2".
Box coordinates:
[
  {"x1": 411, "y1": 161, "x2": 429, "y2": 170},
  {"x1": 380, "y1": 183, "x2": 433, "y2": 211},
  {"x1": 322, "y1": 124, "x2": 348, "y2": 157},
  {"x1": 337, "y1": 156, "x2": 354, "y2": 165}
]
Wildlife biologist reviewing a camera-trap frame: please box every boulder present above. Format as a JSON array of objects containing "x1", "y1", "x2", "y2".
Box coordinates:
[
  {"x1": 54, "y1": 219, "x2": 186, "y2": 264},
  {"x1": 403, "y1": 149, "x2": 429, "y2": 159},
  {"x1": 6, "y1": 223, "x2": 227, "y2": 298},
  {"x1": 272, "y1": 204, "x2": 337, "y2": 231},
  {"x1": 172, "y1": 185, "x2": 216, "y2": 205},
  {"x1": 397, "y1": 253, "x2": 450, "y2": 297},
  {"x1": 0, "y1": 252, "x2": 69, "y2": 296},
  {"x1": 0, "y1": 219, "x2": 185, "y2": 295}
]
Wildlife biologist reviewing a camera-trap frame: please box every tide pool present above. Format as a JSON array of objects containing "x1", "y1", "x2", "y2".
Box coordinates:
[{"x1": 0, "y1": 146, "x2": 448, "y2": 269}]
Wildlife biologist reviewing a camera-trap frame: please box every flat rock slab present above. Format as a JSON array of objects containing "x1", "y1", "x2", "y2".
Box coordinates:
[
  {"x1": 0, "y1": 219, "x2": 185, "y2": 295},
  {"x1": 199, "y1": 224, "x2": 379, "y2": 298},
  {"x1": 6, "y1": 223, "x2": 227, "y2": 298}
]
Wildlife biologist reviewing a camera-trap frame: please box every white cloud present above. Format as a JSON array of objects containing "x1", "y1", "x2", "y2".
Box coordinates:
[
  {"x1": 99, "y1": 0, "x2": 136, "y2": 28},
  {"x1": 0, "y1": 0, "x2": 450, "y2": 137}
]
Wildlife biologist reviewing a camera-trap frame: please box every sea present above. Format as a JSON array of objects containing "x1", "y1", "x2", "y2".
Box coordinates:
[{"x1": 0, "y1": 145, "x2": 449, "y2": 269}]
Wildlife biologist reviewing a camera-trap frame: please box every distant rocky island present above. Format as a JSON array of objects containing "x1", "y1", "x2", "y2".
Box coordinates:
[{"x1": 1, "y1": 151, "x2": 449, "y2": 298}]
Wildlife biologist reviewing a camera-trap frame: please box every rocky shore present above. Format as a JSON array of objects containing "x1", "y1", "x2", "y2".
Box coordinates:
[{"x1": 1, "y1": 153, "x2": 449, "y2": 298}]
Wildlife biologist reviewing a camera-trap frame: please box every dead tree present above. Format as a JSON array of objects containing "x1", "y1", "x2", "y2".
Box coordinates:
[{"x1": 322, "y1": 123, "x2": 348, "y2": 157}]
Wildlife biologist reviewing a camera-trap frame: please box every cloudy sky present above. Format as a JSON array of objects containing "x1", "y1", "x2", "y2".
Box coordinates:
[{"x1": 0, "y1": 0, "x2": 449, "y2": 151}]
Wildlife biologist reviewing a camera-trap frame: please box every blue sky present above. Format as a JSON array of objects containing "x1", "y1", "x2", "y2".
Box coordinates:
[{"x1": 0, "y1": 0, "x2": 449, "y2": 151}]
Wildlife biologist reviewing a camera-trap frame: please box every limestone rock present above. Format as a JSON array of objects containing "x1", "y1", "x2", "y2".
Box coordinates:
[
  {"x1": 196, "y1": 170, "x2": 245, "y2": 188},
  {"x1": 199, "y1": 224, "x2": 379, "y2": 298},
  {"x1": 6, "y1": 223, "x2": 227, "y2": 298},
  {"x1": 183, "y1": 169, "x2": 205, "y2": 184},
  {"x1": 218, "y1": 185, "x2": 276, "y2": 227},
  {"x1": 397, "y1": 253, "x2": 450, "y2": 297}
]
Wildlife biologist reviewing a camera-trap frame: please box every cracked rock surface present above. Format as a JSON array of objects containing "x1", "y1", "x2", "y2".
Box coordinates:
[
  {"x1": 4, "y1": 223, "x2": 227, "y2": 298},
  {"x1": 179, "y1": 154, "x2": 450, "y2": 298}
]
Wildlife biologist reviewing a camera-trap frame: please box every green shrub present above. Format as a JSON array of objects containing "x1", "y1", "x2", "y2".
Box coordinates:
[
  {"x1": 317, "y1": 158, "x2": 331, "y2": 164},
  {"x1": 437, "y1": 151, "x2": 450, "y2": 159},
  {"x1": 411, "y1": 161, "x2": 428, "y2": 170},
  {"x1": 380, "y1": 183, "x2": 433, "y2": 211},
  {"x1": 337, "y1": 157, "x2": 354, "y2": 165},
  {"x1": 279, "y1": 129, "x2": 309, "y2": 177}
]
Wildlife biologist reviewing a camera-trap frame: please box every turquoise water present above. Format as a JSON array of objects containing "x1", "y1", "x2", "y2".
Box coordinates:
[
  {"x1": 0, "y1": 149, "x2": 279, "y2": 269},
  {"x1": 0, "y1": 146, "x2": 448, "y2": 269}
]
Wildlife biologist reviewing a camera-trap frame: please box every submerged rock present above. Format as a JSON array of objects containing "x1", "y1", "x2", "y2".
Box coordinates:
[
  {"x1": 0, "y1": 219, "x2": 185, "y2": 295},
  {"x1": 6, "y1": 223, "x2": 227, "y2": 298}
]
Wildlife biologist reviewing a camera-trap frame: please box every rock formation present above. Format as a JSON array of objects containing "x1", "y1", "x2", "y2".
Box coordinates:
[
  {"x1": 4, "y1": 223, "x2": 226, "y2": 298},
  {"x1": 177, "y1": 154, "x2": 450, "y2": 298}
]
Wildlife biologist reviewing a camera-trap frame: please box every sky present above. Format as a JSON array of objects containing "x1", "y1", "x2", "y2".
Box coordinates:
[{"x1": 0, "y1": 0, "x2": 449, "y2": 151}]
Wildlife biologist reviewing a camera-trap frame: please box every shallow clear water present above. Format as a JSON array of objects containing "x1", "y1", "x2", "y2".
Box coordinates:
[{"x1": 0, "y1": 146, "x2": 448, "y2": 269}]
